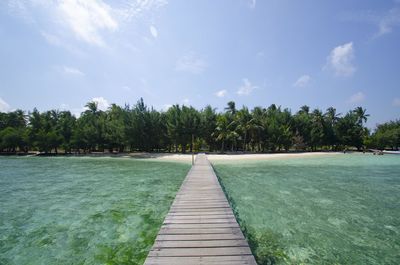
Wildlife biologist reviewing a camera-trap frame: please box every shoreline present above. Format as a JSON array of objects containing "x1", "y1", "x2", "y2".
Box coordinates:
[
  {"x1": 206, "y1": 151, "x2": 343, "y2": 162},
  {"x1": 0, "y1": 151, "x2": 348, "y2": 162}
]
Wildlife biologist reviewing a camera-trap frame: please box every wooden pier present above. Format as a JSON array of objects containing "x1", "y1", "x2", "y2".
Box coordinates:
[{"x1": 144, "y1": 154, "x2": 257, "y2": 265}]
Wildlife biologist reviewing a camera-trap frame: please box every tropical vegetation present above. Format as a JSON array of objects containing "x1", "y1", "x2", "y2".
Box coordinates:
[{"x1": 0, "y1": 98, "x2": 396, "y2": 154}]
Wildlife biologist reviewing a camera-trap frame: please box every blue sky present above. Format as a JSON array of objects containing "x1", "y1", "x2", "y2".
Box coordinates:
[{"x1": 0, "y1": 0, "x2": 399, "y2": 128}]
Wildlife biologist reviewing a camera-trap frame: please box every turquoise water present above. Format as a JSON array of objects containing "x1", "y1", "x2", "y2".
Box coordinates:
[
  {"x1": 213, "y1": 154, "x2": 400, "y2": 265},
  {"x1": 0, "y1": 157, "x2": 190, "y2": 265}
]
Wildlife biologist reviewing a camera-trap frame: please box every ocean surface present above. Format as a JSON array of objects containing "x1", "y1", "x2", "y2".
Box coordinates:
[
  {"x1": 213, "y1": 153, "x2": 400, "y2": 265},
  {"x1": 0, "y1": 156, "x2": 190, "y2": 265}
]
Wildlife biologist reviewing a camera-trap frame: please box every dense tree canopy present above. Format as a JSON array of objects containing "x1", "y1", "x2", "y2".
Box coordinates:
[
  {"x1": 368, "y1": 120, "x2": 400, "y2": 150},
  {"x1": 0, "y1": 98, "x2": 395, "y2": 154}
]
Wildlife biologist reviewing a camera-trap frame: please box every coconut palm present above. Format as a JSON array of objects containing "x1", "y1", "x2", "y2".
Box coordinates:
[
  {"x1": 353, "y1": 107, "x2": 369, "y2": 125},
  {"x1": 213, "y1": 115, "x2": 230, "y2": 152}
]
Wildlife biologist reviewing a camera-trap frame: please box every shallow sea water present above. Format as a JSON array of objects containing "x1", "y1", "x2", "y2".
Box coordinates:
[
  {"x1": 0, "y1": 156, "x2": 190, "y2": 265},
  {"x1": 213, "y1": 154, "x2": 400, "y2": 265}
]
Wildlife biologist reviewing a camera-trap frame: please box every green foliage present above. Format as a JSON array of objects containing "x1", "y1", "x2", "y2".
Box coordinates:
[
  {"x1": 368, "y1": 120, "x2": 400, "y2": 150},
  {"x1": 0, "y1": 99, "x2": 382, "y2": 153}
]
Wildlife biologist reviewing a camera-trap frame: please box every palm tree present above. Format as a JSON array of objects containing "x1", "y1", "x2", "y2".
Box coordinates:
[
  {"x1": 353, "y1": 107, "x2": 369, "y2": 125},
  {"x1": 224, "y1": 101, "x2": 237, "y2": 115},
  {"x1": 213, "y1": 115, "x2": 230, "y2": 152},
  {"x1": 299, "y1": 105, "x2": 310, "y2": 114},
  {"x1": 85, "y1": 101, "x2": 98, "y2": 115},
  {"x1": 324, "y1": 107, "x2": 340, "y2": 126},
  {"x1": 310, "y1": 109, "x2": 325, "y2": 150},
  {"x1": 234, "y1": 107, "x2": 263, "y2": 152}
]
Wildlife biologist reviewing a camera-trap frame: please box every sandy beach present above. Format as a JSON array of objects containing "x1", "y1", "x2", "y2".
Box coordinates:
[
  {"x1": 142, "y1": 152, "x2": 342, "y2": 162},
  {"x1": 207, "y1": 152, "x2": 342, "y2": 162}
]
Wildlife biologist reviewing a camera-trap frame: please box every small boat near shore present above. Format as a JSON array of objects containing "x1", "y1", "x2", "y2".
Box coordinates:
[
  {"x1": 369, "y1": 149, "x2": 400, "y2": 155},
  {"x1": 383, "y1": 150, "x2": 400, "y2": 155}
]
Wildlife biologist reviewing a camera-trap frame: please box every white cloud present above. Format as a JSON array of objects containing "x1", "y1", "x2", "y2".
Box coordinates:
[
  {"x1": 91, "y1": 96, "x2": 110, "y2": 111},
  {"x1": 340, "y1": 8, "x2": 400, "y2": 38},
  {"x1": 0, "y1": 97, "x2": 11, "y2": 112},
  {"x1": 119, "y1": 0, "x2": 168, "y2": 21},
  {"x1": 7, "y1": 0, "x2": 35, "y2": 23},
  {"x1": 182, "y1": 98, "x2": 190, "y2": 105},
  {"x1": 293, "y1": 75, "x2": 311, "y2": 87},
  {"x1": 150, "y1": 25, "x2": 158, "y2": 38},
  {"x1": 377, "y1": 8, "x2": 400, "y2": 36},
  {"x1": 326, "y1": 42, "x2": 356, "y2": 77},
  {"x1": 392, "y1": 97, "x2": 400, "y2": 107},
  {"x1": 237, "y1": 78, "x2": 257, "y2": 95},
  {"x1": 215, "y1": 89, "x2": 227, "y2": 98},
  {"x1": 58, "y1": 103, "x2": 84, "y2": 116},
  {"x1": 175, "y1": 52, "x2": 207, "y2": 74},
  {"x1": 8, "y1": 0, "x2": 167, "y2": 48},
  {"x1": 347, "y1": 92, "x2": 366, "y2": 104},
  {"x1": 162, "y1": 104, "x2": 172, "y2": 111},
  {"x1": 57, "y1": 0, "x2": 118, "y2": 46},
  {"x1": 63, "y1": 66, "x2": 85, "y2": 76}
]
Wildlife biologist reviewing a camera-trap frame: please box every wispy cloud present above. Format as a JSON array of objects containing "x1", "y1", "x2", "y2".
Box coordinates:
[
  {"x1": 347, "y1": 92, "x2": 366, "y2": 104},
  {"x1": 377, "y1": 8, "x2": 400, "y2": 36},
  {"x1": 7, "y1": 0, "x2": 167, "y2": 48},
  {"x1": 175, "y1": 52, "x2": 207, "y2": 74},
  {"x1": 0, "y1": 97, "x2": 11, "y2": 112},
  {"x1": 293, "y1": 75, "x2": 311, "y2": 87},
  {"x1": 215, "y1": 89, "x2": 227, "y2": 98},
  {"x1": 392, "y1": 97, "x2": 400, "y2": 107},
  {"x1": 340, "y1": 7, "x2": 400, "y2": 38},
  {"x1": 63, "y1": 66, "x2": 85, "y2": 76},
  {"x1": 7, "y1": 0, "x2": 35, "y2": 23},
  {"x1": 57, "y1": 0, "x2": 118, "y2": 47},
  {"x1": 150, "y1": 25, "x2": 158, "y2": 38},
  {"x1": 237, "y1": 78, "x2": 257, "y2": 95},
  {"x1": 326, "y1": 42, "x2": 356, "y2": 77},
  {"x1": 118, "y1": 0, "x2": 168, "y2": 22},
  {"x1": 182, "y1": 98, "x2": 190, "y2": 105}
]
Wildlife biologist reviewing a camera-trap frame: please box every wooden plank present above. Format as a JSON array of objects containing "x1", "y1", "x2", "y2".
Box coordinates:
[
  {"x1": 148, "y1": 247, "x2": 252, "y2": 257},
  {"x1": 143, "y1": 154, "x2": 256, "y2": 265},
  {"x1": 172, "y1": 202, "x2": 230, "y2": 206},
  {"x1": 155, "y1": 233, "x2": 245, "y2": 241},
  {"x1": 144, "y1": 256, "x2": 257, "y2": 265},
  {"x1": 164, "y1": 216, "x2": 236, "y2": 224},
  {"x1": 161, "y1": 223, "x2": 239, "y2": 229},
  {"x1": 168, "y1": 210, "x2": 234, "y2": 215},
  {"x1": 158, "y1": 227, "x2": 243, "y2": 235},
  {"x1": 153, "y1": 239, "x2": 249, "y2": 248}
]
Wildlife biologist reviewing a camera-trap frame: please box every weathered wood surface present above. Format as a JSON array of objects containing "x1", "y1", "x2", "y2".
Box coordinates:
[{"x1": 144, "y1": 154, "x2": 257, "y2": 265}]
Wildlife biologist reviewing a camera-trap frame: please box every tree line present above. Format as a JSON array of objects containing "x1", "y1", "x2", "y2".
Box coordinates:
[{"x1": 0, "y1": 98, "x2": 398, "y2": 154}]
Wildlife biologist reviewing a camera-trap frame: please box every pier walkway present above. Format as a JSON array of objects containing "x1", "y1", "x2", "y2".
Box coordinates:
[{"x1": 144, "y1": 154, "x2": 257, "y2": 265}]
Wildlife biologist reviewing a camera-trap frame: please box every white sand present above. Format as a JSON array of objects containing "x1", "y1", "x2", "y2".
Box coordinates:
[
  {"x1": 207, "y1": 152, "x2": 341, "y2": 162},
  {"x1": 144, "y1": 152, "x2": 341, "y2": 162}
]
